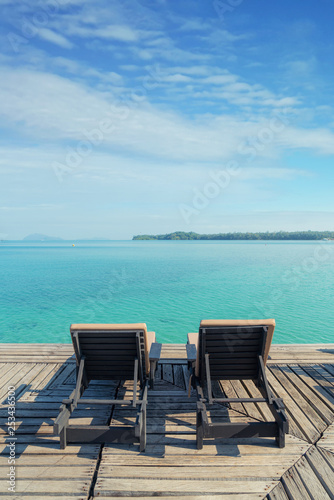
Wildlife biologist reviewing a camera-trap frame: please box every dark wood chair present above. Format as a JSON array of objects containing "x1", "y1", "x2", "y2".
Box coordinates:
[
  {"x1": 187, "y1": 319, "x2": 288, "y2": 449},
  {"x1": 54, "y1": 323, "x2": 161, "y2": 451}
]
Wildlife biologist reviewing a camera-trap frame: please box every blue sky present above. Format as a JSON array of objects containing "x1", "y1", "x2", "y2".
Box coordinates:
[{"x1": 0, "y1": 0, "x2": 333, "y2": 239}]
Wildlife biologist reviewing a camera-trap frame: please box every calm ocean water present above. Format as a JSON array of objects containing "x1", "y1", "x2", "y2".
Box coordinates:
[{"x1": 0, "y1": 240, "x2": 333, "y2": 344}]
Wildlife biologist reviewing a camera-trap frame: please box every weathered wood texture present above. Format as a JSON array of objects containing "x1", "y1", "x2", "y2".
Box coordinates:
[
  {"x1": 1, "y1": 342, "x2": 333, "y2": 363},
  {"x1": 0, "y1": 343, "x2": 333, "y2": 498}
]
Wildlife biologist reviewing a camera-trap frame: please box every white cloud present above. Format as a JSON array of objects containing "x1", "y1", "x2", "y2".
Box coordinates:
[
  {"x1": 169, "y1": 66, "x2": 212, "y2": 76},
  {"x1": 162, "y1": 74, "x2": 192, "y2": 83},
  {"x1": 279, "y1": 127, "x2": 334, "y2": 155},
  {"x1": 95, "y1": 25, "x2": 138, "y2": 42},
  {"x1": 37, "y1": 28, "x2": 74, "y2": 49},
  {"x1": 203, "y1": 74, "x2": 238, "y2": 85},
  {"x1": 121, "y1": 64, "x2": 139, "y2": 71},
  {"x1": 60, "y1": 22, "x2": 139, "y2": 43},
  {"x1": 0, "y1": 63, "x2": 334, "y2": 161},
  {"x1": 53, "y1": 57, "x2": 123, "y2": 85},
  {"x1": 203, "y1": 29, "x2": 249, "y2": 44},
  {"x1": 237, "y1": 167, "x2": 311, "y2": 180},
  {"x1": 0, "y1": 65, "x2": 332, "y2": 166},
  {"x1": 179, "y1": 19, "x2": 210, "y2": 32}
]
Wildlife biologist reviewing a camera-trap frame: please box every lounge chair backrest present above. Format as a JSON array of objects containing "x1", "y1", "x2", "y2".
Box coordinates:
[
  {"x1": 198, "y1": 319, "x2": 275, "y2": 381},
  {"x1": 70, "y1": 323, "x2": 150, "y2": 382}
]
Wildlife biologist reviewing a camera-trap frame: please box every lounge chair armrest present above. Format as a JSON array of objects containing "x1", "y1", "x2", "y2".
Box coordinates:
[
  {"x1": 186, "y1": 343, "x2": 197, "y2": 363},
  {"x1": 149, "y1": 342, "x2": 162, "y2": 362},
  {"x1": 62, "y1": 398, "x2": 73, "y2": 405}
]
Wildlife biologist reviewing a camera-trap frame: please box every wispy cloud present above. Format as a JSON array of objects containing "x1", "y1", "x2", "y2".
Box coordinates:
[
  {"x1": 1, "y1": 0, "x2": 333, "y2": 237},
  {"x1": 0, "y1": 64, "x2": 332, "y2": 163},
  {"x1": 37, "y1": 28, "x2": 74, "y2": 49},
  {"x1": 65, "y1": 24, "x2": 139, "y2": 42},
  {"x1": 179, "y1": 19, "x2": 211, "y2": 32}
]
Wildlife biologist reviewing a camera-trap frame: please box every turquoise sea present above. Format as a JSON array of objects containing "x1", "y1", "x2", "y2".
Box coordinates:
[{"x1": 0, "y1": 240, "x2": 333, "y2": 344}]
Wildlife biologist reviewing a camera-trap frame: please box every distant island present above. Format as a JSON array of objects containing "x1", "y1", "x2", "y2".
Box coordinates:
[
  {"x1": 23, "y1": 233, "x2": 63, "y2": 241},
  {"x1": 133, "y1": 231, "x2": 334, "y2": 241}
]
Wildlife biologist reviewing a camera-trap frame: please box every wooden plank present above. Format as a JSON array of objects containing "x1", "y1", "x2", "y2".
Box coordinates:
[
  {"x1": 182, "y1": 364, "x2": 191, "y2": 389},
  {"x1": 0, "y1": 363, "x2": 16, "y2": 379},
  {"x1": 173, "y1": 364, "x2": 185, "y2": 389},
  {"x1": 267, "y1": 368, "x2": 319, "y2": 443},
  {"x1": 267, "y1": 345, "x2": 334, "y2": 364},
  {"x1": 4, "y1": 363, "x2": 50, "y2": 400},
  {"x1": 230, "y1": 380, "x2": 263, "y2": 420},
  {"x1": 98, "y1": 464, "x2": 284, "y2": 479},
  {"x1": 294, "y1": 454, "x2": 331, "y2": 499},
  {"x1": 0, "y1": 479, "x2": 90, "y2": 496},
  {"x1": 94, "y1": 478, "x2": 277, "y2": 495},
  {"x1": 289, "y1": 365, "x2": 334, "y2": 410},
  {"x1": 134, "y1": 433, "x2": 283, "y2": 446},
  {"x1": 161, "y1": 344, "x2": 187, "y2": 360},
  {"x1": 0, "y1": 443, "x2": 100, "y2": 454},
  {"x1": 29, "y1": 363, "x2": 65, "y2": 392},
  {"x1": 159, "y1": 358, "x2": 186, "y2": 364},
  {"x1": 155, "y1": 363, "x2": 162, "y2": 381},
  {"x1": 151, "y1": 381, "x2": 183, "y2": 392},
  {"x1": 270, "y1": 365, "x2": 327, "y2": 433},
  {"x1": 0, "y1": 357, "x2": 75, "y2": 363},
  {"x1": 162, "y1": 364, "x2": 173, "y2": 384},
  {"x1": 322, "y1": 364, "x2": 334, "y2": 378},
  {"x1": 147, "y1": 390, "x2": 188, "y2": 397},
  {"x1": 305, "y1": 446, "x2": 334, "y2": 498},
  {"x1": 242, "y1": 379, "x2": 274, "y2": 421},
  {"x1": 278, "y1": 365, "x2": 334, "y2": 425},
  {"x1": 0, "y1": 364, "x2": 30, "y2": 391},
  {"x1": 103, "y1": 434, "x2": 310, "y2": 456},
  {"x1": 0, "y1": 425, "x2": 52, "y2": 435},
  {"x1": 3, "y1": 465, "x2": 95, "y2": 479},
  {"x1": 96, "y1": 496, "x2": 268, "y2": 500},
  {"x1": 101, "y1": 454, "x2": 301, "y2": 467},
  {"x1": 1, "y1": 402, "x2": 108, "y2": 410},
  {"x1": 113, "y1": 413, "x2": 259, "y2": 427},
  {"x1": 317, "y1": 446, "x2": 334, "y2": 471},
  {"x1": 0, "y1": 454, "x2": 97, "y2": 467},
  {"x1": 219, "y1": 380, "x2": 246, "y2": 414},
  {"x1": 312, "y1": 364, "x2": 334, "y2": 387},
  {"x1": 298, "y1": 365, "x2": 334, "y2": 403},
  {"x1": 281, "y1": 464, "x2": 312, "y2": 499},
  {"x1": 0, "y1": 409, "x2": 108, "y2": 418},
  {"x1": 1, "y1": 343, "x2": 333, "y2": 360},
  {"x1": 2, "y1": 497, "x2": 86, "y2": 500},
  {"x1": 0, "y1": 363, "x2": 47, "y2": 400},
  {"x1": 317, "y1": 423, "x2": 334, "y2": 453},
  {"x1": 267, "y1": 481, "x2": 290, "y2": 500},
  {"x1": 0, "y1": 343, "x2": 72, "y2": 349},
  {"x1": 47, "y1": 363, "x2": 76, "y2": 388}
]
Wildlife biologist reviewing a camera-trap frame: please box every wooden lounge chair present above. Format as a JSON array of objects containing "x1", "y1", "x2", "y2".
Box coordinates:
[
  {"x1": 187, "y1": 319, "x2": 288, "y2": 449},
  {"x1": 54, "y1": 323, "x2": 161, "y2": 451}
]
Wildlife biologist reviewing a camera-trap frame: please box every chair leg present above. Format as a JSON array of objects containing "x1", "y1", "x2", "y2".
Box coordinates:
[
  {"x1": 60, "y1": 426, "x2": 67, "y2": 449},
  {"x1": 149, "y1": 361, "x2": 157, "y2": 389},
  {"x1": 196, "y1": 408, "x2": 203, "y2": 450},
  {"x1": 140, "y1": 406, "x2": 146, "y2": 452},
  {"x1": 276, "y1": 425, "x2": 285, "y2": 448}
]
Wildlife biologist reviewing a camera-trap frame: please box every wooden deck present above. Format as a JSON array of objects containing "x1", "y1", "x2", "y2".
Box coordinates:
[{"x1": 0, "y1": 343, "x2": 334, "y2": 499}]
